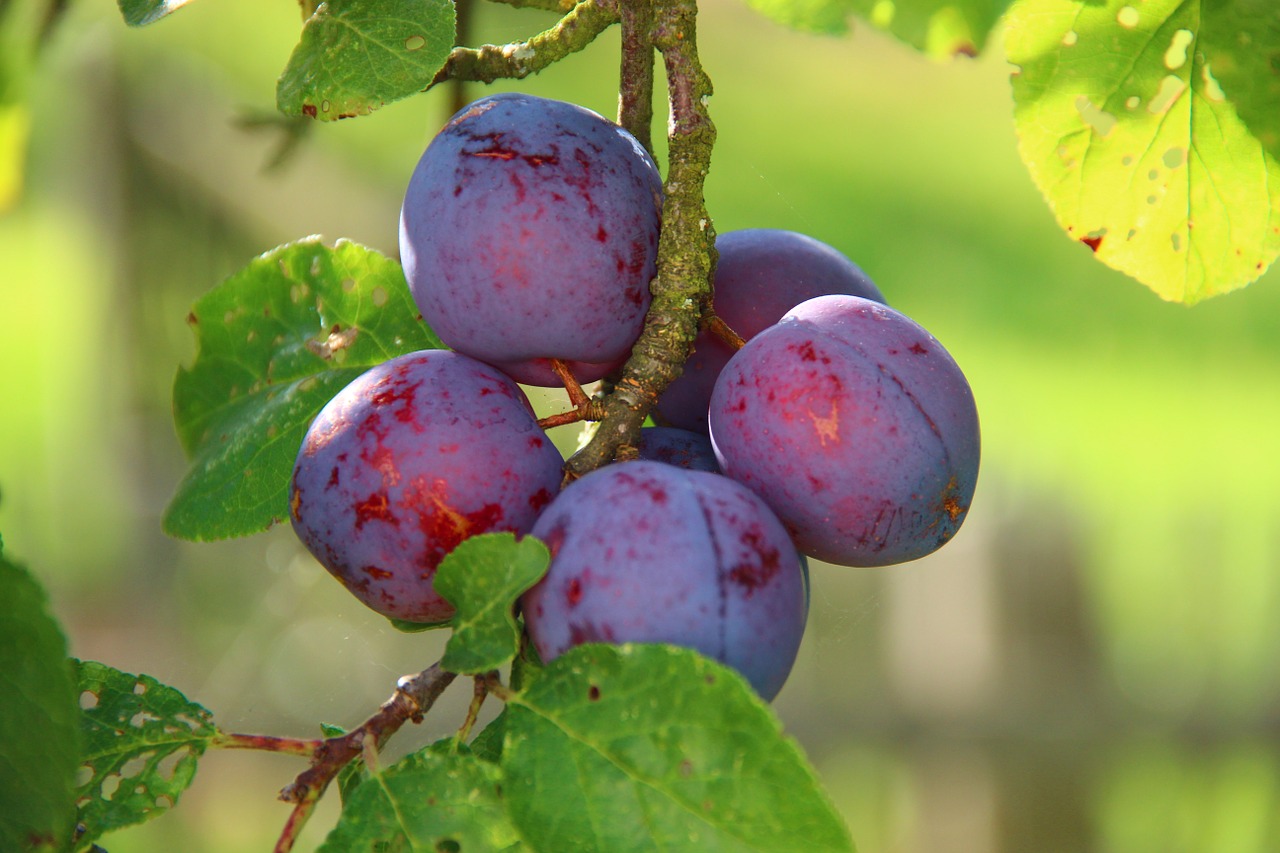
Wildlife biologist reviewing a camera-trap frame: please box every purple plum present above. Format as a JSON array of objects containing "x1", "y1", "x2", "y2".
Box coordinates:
[
  {"x1": 290, "y1": 350, "x2": 564, "y2": 624},
  {"x1": 656, "y1": 229, "x2": 884, "y2": 432},
  {"x1": 399, "y1": 93, "x2": 663, "y2": 386},
  {"x1": 522, "y1": 461, "x2": 807, "y2": 700},
  {"x1": 709, "y1": 295, "x2": 979, "y2": 567}
]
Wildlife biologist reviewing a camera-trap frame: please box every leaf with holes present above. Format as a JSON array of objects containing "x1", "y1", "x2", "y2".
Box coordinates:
[
  {"x1": 278, "y1": 0, "x2": 456, "y2": 120},
  {"x1": 72, "y1": 661, "x2": 218, "y2": 849},
  {"x1": 1007, "y1": 0, "x2": 1280, "y2": 302},
  {"x1": 116, "y1": 0, "x2": 199, "y2": 26},
  {"x1": 436, "y1": 533, "x2": 551, "y2": 675},
  {"x1": 501, "y1": 644, "x2": 854, "y2": 852},
  {"x1": 318, "y1": 743, "x2": 524, "y2": 852},
  {"x1": 743, "y1": 0, "x2": 1013, "y2": 59},
  {"x1": 166, "y1": 237, "x2": 443, "y2": 541},
  {"x1": 0, "y1": 542, "x2": 79, "y2": 852}
]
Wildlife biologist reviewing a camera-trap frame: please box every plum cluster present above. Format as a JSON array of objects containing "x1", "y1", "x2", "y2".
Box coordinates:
[{"x1": 289, "y1": 93, "x2": 979, "y2": 702}]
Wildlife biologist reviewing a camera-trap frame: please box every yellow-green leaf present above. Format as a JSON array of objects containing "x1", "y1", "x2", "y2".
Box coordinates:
[{"x1": 1007, "y1": 0, "x2": 1280, "y2": 303}]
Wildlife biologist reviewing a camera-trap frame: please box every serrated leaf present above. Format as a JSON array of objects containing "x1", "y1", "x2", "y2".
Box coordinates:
[
  {"x1": 318, "y1": 744, "x2": 524, "y2": 852},
  {"x1": 502, "y1": 644, "x2": 854, "y2": 853},
  {"x1": 73, "y1": 661, "x2": 218, "y2": 849},
  {"x1": 116, "y1": 0, "x2": 198, "y2": 27},
  {"x1": 277, "y1": 0, "x2": 456, "y2": 121},
  {"x1": 0, "y1": 545, "x2": 79, "y2": 852},
  {"x1": 743, "y1": 0, "x2": 1012, "y2": 58},
  {"x1": 436, "y1": 533, "x2": 550, "y2": 675},
  {"x1": 165, "y1": 237, "x2": 442, "y2": 541},
  {"x1": 1007, "y1": 0, "x2": 1280, "y2": 302}
]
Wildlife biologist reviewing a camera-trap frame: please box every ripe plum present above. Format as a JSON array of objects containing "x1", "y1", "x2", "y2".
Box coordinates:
[
  {"x1": 656, "y1": 229, "x2": 884, "y2": 432},
  {"x1": 522, "y1": 461, "x2": 807, "y2": 700},
  {"x1": 634, "y1": 426, "x2": 719, "y2": 472},
  {"x1": 399, "y1": 93, "x2": 663, "y2": 386},
  {"x1": 290, "y1": 350, "x2": 564, "y2": 624},
  {"x1": 709, "y1": 295, "x2": 979, "y2": 567}
]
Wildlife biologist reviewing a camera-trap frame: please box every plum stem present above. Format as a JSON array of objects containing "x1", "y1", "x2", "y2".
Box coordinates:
[
  {"x1": 212, "y1": 732, "x2": 321, "y2": 757},
  {"x1": 539, "y1": 360, "x2": 608, "y2": 430},
  {"x1": 566, "y1": 0, "x2": 716, "y2": 480},
  {"x1": 706, "y1": 314, "x2": 745, "y2": 349},
  {"x1": 430, "y1": 0, "x2": 618, "y2": 88}
]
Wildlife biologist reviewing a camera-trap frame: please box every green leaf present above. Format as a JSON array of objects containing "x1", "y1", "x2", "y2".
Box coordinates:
[
  {"x1": 469, "y1": 711, "x2": 506, "y2": 764},
  {"x1": 0, "y1": 544, "x2": 79, "y2": 852},
  {"x1": 436, "y1": 533, "x2": 551, "y2": 674},
  {"x1": 165, "y1": 237, "x2": 442, "y2": 541},
  {"x1": 742, "y1": 0, "x2": 1013, "y2": 59},
  {"x1": 277, "y1": 0, "x2": 457, "y2": 121},
  {"x1": 116, "y1": 0, "x2": 199, "y2": 27},
  {"x1": 73, "y1": 661, "x2": 218, "y2": 850},
  {"x1": 501, "y1": 644, "x2": 854, "y2": 853},
  {"x1": 1006, "y1": 0, "x2": 1280, "y2": 303},
  {"x1": 318, "y1": 744, "x2": 524, "y2": 852}
]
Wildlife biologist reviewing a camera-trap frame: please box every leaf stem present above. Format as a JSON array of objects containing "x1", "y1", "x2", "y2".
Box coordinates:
[
  {"x1": 565, "y1": 0, "x2": 716, "y2": 479},
  {"x1": 431, "y1": 0, "x2": 618, "y2": 88},
  {"x1": 456, "y1": 673, "x2": 493, "y2": 743},
  {"x1": 212, "y1": 732, "x2": 319, "y2": 757}
]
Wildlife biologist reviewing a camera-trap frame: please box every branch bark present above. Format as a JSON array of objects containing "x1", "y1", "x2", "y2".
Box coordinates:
[
  {"x1": 565, "y1": 0, "x2": 716, "y2": 479},
  {"x1": 431, "y1": 0, "x2": 618, "y2": 88}
]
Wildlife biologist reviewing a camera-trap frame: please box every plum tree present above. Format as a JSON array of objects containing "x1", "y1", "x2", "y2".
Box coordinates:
[
  {"x1": 521, "y1": 461, "x2": 808, "y2": 701},
  {"x1": 399, "y1": 93, "x2": 664, "y2": 386},
  {"x1": 289, "y1": 349, "x2": 564, "y2": 624},
  {"x1": 634, "y1": 426, "x2": 720, "y2": 472},
  {"x1": 656, "y1": 229, "x2": 885, "y2": 432},
  {"x1": 709, "y1": 294, "x2": 980, "y2": 567}
]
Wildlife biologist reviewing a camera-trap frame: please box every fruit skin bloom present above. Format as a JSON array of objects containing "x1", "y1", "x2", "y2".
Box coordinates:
[
  {"x1": 710, "y1": 295, "x2": 980, "y2": 567},
  {"x1": 399, "y1": 92, "x2": 664, "y2": 386},
  {"x1": 290, "y1": 350, "x2": 563, "y2": 624},
  {"x1": 522, "y1": 461, "x2": 808, "y2": 701}
]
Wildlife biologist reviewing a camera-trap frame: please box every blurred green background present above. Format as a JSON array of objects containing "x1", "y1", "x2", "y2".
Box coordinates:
[{"x1": 3, "y1": 1, "x2": 1280, "y2": 850}]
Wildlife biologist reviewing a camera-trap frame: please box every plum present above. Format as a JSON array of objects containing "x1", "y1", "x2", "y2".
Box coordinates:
[
  {"x1": 634, "y1": 426, "x2": 719, "y2": 472},
  {"x1": 290, "y1": 350, "x2": 564, "y2": 624},
  {"x1": 656, "y1": 229, "x2": 884, "y2": 432},
  {"x1": 521, "y1": 461, "x2": 807, "y2": 700},
  {"x1": 399, "y1": 93, "x2": 663, "y2": 386},
  {"x1": 709, "y1": 294, "x2": 979, "y2": 567}
]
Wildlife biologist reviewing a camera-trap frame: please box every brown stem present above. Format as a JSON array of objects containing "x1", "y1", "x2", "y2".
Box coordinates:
[
  {"x1": 267, "y1": 660, "x2": 458, "y2": 845},
  {"x1": 451, "y1": 0, "x2": 476, "y2": 116},
  {"x1": 618, "y1": 0, "x2": 655, "y2": 155},
  {"x1": 550, "y1": 358, "x2": 591, "y2": 409},
  {"x1": 273, "y1": 797, "x2": 319, "y2": 853},
  {"x1": 706, "y1": 314, "x2": 744, "y2": 350},
  {"x1": 565, "y1": 0, "x2": 715, "y2": 479}
]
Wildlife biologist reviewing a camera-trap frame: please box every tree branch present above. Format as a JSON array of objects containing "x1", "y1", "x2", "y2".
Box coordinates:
[
  {"x1": 565, "y1": 0, "x2": 716, "y2": 479},
  {"x1": 431, "y1": 0, "x2": 618, "y2": 88},
  {"x1": 618, "y1": 0, "x2": 655, "y2": 155},
  {"x1": 268, "y1": 663, "x2": 458, "y2": 851}
]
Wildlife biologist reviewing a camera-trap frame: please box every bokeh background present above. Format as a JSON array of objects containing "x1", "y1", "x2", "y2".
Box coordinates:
[{"x1": 3, "y1": 1, "x2": 1280, "y2": 850}]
